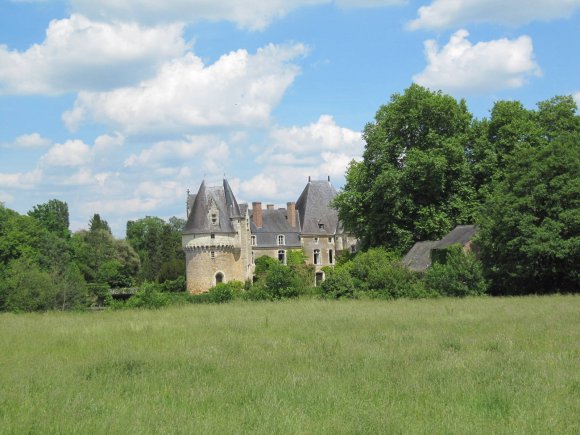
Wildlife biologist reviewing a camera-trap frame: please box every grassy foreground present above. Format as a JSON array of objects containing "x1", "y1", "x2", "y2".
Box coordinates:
[{"x1": 0, "y1": 296, "x2": 578, "y2": 434}]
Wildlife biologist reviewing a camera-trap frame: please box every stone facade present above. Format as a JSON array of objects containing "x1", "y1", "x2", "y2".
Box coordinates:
[{"x1": 183, "y1": 177, "x2": 357, "y2": 293}]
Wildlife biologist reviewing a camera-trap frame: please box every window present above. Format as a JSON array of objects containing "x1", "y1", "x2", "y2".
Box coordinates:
[
  {"x1": 328, "y1": 237, "x2": 333, "y2": 243},
  {"x1": 313, "y1": 249, "x2": 321, "y2": 265},
  {"x1": 251, "y1": 235, "x2": 256, "y2": 246},
  {"x1": 277, "y1": 234, "x2": 285, "y2": 246},
  {"x1": 210, "y1": 251, "x2": 215, "y2": 259},
  {"x1": 314, "y1": 237, "x2": 319, "y2": 244},
  {"x1": 211, "y1": 233, "x2": 215, "y2": 239},
  {"x1": 351, "y1": 245, "x2": 356, "y2": 254},
  {"x1": 315, "y1": 272, "x2": 324, "y2": 286},
  {"x1": 252, "y1": 252, "x2": 255, "y2": 264},
  {"x1": 278, "y1": 250, "x2": 286, "y2": 264},
  {"x1": 215, "y1": 272, "x2": 224, "y2": 284},
  {"x1": 329, "y1": 249, "x2": 333, "y2": 264},
  {"x1": 211, "y1": 213, "x2": 217, "y2": 225},
  {"x1": 318, "y1": 223, "x2": 325, "y2": 230}
]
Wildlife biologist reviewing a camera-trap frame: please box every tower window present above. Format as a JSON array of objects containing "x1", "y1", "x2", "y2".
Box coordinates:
[
  {"x1": 211, "y1": 233, "x2": 215, "y2": 239},
  {"x1": 211, "y1": 213, "x2": 217, "y2": 225},
  {"x1": 314, "y1": 249, "x2": 321, "y2": 265},
  {"x1": 215, "y1": 272, "x2": 224, "y2": 284},
  {"x1": 251, "y1": 235, "x2": 256, "y2": 246},
  {"x1": 314, "y1": 237, "x2": 319, "y2": 244},
  {"x1": 329, "y1": 249, "x2": 333, "y2": 264},
  {"x1": 210, "y1": 251, "x2": 215, "y2": 259},
  {"x1": 278, "y1": 234, "x2": 285, "y2": 246}
]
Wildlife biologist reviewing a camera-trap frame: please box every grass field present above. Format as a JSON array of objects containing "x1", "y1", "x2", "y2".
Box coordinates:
[{"x1": 0, "y1": 296, "x2": 578, "y2": 434}]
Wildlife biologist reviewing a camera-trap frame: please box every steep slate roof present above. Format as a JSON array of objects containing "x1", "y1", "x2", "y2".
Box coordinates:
[
  {"x1": 402, "y1": 241, "x2": 438, "y2": 272},
  {"x1": 183, "y1": 179, "x2": 240, "y2": 234},
  {"x1": 433, "y1": 225, "x2": 477, "y2": 249},
  {"x1": 402, "y1": 225, "x2": 478, "y2": 272},
  {"x1": 250, "y1": 208, "x2": 301, "y2": 248},
  {"x1": 295, "y1": 180, "x2": 339, "y2": 235}
]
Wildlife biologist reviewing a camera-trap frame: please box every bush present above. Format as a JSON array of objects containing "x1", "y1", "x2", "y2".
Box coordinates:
[
  {"x1": 87, "y1": 283, "x2": 112, "y2": 307},
  {"x1": 160, "y1": 276, "x2": 186, "y2": 292},
  {"x1": 263, "y1": 263, "x2": 302, "y2": 299},
  {"x1": 320, "y1": 267, "x2": 356, "y2": 299},
  {"x1": 192, "y1": 281, "x2": 244, "y2": 304},
  {"x1": 126, "y1": 282, "x2": 169, "y2": 309},
  {"x1": 425, "y1": 245, "x2": 488, "y2": 296}
]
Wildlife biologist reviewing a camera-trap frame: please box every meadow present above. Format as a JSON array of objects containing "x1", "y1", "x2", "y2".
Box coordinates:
[{"x1": 0, "y1": 295, "x2": 578, "y2": 434}]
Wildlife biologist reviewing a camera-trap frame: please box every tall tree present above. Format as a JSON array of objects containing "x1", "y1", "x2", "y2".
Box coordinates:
[
  {"x1": 28, "y1": 199, "x2": 70, "y2": 237},
  {"x1": 477, "y1": 131, "x2": 580, "y2": 294},
  {"x1": 334, "y1": 84, "x2": 476, "y2": 251}
]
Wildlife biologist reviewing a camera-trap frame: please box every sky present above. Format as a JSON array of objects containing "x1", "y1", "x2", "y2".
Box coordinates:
[{"x1": 0, "y1": 0, "x2": 578, "y2": 237}]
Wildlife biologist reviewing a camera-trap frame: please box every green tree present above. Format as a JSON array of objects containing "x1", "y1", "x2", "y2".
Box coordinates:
[
  {"x1": 28, "y1": 199, "x2": 70, "y2": 237},
  {"x1": 89, "y1": 213, "x2": 112, "y2": 234},
  {"x1": 334, "y1": 84, "x2": 476, "y2": 251},
  {"x1": 477, "y1": 132, "x2": 580, "y2": 294}
]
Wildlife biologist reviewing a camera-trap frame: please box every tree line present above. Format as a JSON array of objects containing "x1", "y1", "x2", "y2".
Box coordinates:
[{"x1": 0, "y1": 202, "x2": 185, "y2": 311}]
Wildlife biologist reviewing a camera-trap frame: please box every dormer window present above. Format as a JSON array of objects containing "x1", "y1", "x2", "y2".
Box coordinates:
[
  {"x1": 278, "y1": 235, "x2": 285, "y2": 246},
  {"x1": 211, "y1": 213, "x2": 217, "y2": 225},
  {"x1": 318, "y1": 223, "x2": 325, "y2": 230}
]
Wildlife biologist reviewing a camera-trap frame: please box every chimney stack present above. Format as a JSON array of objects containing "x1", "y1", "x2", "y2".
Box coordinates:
[
  {"x1": 267, "y1": 204, "x2": 274, "y2": 210},
  {"x1": 252, "y1": 202, "x2": 262, "y2": 228},
  {"x1": 287, "y1": 202, "x2": 296, "y2": 228}
]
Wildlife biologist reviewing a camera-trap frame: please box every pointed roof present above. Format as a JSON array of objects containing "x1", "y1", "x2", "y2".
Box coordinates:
[
  {"x1": 183, "y1": 179, "x2": 241, "y2": 234},
  {"x1": 295, "y1": 179, "x2": 339, "y2": 235}
]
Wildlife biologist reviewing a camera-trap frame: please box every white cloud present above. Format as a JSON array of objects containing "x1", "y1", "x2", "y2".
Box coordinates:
[
  {"x1": 63, "y1": 43, "x2": 306, "y2": 133},
  {"x1": 70, "y1": 0, "x2": 404, "y2": 30},
  {"x1": 413, "y1": 30, "x2": 541, "y2": 94},
  {"x1": 240, "y1": 174, "x2": 280, "y2": 198},
  {"x1": 0, "y1": 14, "x2": 188, "y2": 95},
  {"x1": 408, "y1": 0, "x2": 580, "y2": 30},
  {"x1": 270, "y1": 114, "x2": 363, "y2": 154},
  {"x1": 0, "y1": 169, "x2": 42, "y2": 189},
  {"x1": 573, "y1": 92, "x2": 580, "y2": 108},
  {"x1": 0, "y1": 191, "x2": 14, "y2": 203},
  {"x1": 13, "y1": 133, "x2": 52, "y2": 148},
  {"x1": 124, "y1": 135, "x2": 219, "y2": 167},
  {"x1": 41, "y1": 139, "x2": 92, "y2": 167}
]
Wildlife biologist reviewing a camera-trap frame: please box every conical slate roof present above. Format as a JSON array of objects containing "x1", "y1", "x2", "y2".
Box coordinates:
[
  {"x1": 295, "y1": 179, "x2": 339, "y2": 235},
  {"x1": 183, "y1": 179, "x2": 241, "y2": 234}
]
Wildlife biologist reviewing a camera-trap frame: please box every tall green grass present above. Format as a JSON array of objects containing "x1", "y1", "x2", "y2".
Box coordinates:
[{"x1": 1, "y1": 296, "x2": 578, "y2": 434}]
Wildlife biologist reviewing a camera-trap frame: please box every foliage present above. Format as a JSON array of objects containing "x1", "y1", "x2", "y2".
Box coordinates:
[
  {"x1": 126, "y1": 216, "x2": 185, "y2": 283},
  {"x1": 87, "y1": 283, "x2": 112, "y2": 307},
  {"x1": 262, "y1": 263, "x2": 303, "y2": 299},
  {"x1": 126, "y1": 282, "x2": 169, "y2": 309},
  {"x1": 254, "y1": 255, "x2": 278, "y2": 276},
  {"x1": 320, "y1": 267, "x2": 356, "y2": 299},
  {"x1": 425, "y1": 245, "x2": 488, "y2": 296},
  {"x1": 97, "y1": 259, "x2": 134, "y2": 288},
  {"x1": 160, "y1": 276, "x2": 186, "y2": 293},
  {"x1": 28, "y1": 199, "x2": 70, "y2": 238},
  {"x1": 0, "y1": 258, "x2": 59, "y2": 312},
  {"x1": 89, "y1": 213, "x2": 112, "y2": 234},
  {"x1": 192, "y1": 281, "x2": 244, "y2": 304},
  {"x1": 54, "y1": 262, "x2": 89, "y2": 310},
  {"x1": 334, "y1": 84, "x2": 476, "y2": 251},
  {"x1": 477, "y1": 132, "x2": 580, "y2": 294}
]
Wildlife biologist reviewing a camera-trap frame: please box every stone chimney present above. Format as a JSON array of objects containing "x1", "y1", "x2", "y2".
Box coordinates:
[
  {"x1": 287, "y1": 202, "x2": 296, "y2": 228},
  {"x1": 267, "y1": 204, "x2": 274, "y2": 210},
  {"x1": 252, "y1": 202, "x2": 262, "y2": 228}
]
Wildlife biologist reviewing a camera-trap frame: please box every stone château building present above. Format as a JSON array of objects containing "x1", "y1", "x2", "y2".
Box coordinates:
[{"x1": 182, "y1": 177, "x2": 357, "y2": 293}]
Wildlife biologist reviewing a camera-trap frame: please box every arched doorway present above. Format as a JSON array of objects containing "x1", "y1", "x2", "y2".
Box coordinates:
[{"x1": 215, "y1": 272, "x2": 224, "y2": 285}]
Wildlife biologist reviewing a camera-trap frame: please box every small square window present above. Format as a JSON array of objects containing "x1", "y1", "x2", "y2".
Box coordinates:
[
  {"x1": 211, "y1": 233, "x2": 215, "y2": 239},
  {"x1": 314, "y1": 237, "x2": 319, "y2": 244},
  {"x1": 328, "y1": 237, "x2": 333, "y2": 243},
  {"x1": 211, "y1": 213, "x2": 217, "y2": 224},
  {"x1": 318, "y1": 223, "x2": 325, "y2": 230},
  {"x1": 210, "y1": 251, "x2": 216, "y2": 259}
]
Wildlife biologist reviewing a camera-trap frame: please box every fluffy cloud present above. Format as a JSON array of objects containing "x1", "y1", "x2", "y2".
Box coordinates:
[
  {"x1": 413, "y1": 30, "x2": 541, "y2": 93},
  {"x1": 13, "y1": 133, "x2": 52, "y2": 148},
  {"x1": 41, "y1": 139, "x2": 92, "y2": 167},
  {"x1": 70, "y1": 0, "x2": 403, "y2": 30},
  {"x1": 0, "y1": 14, "x2": 188, "y2": 95},
  {"x1": 0, "y1": 169, "x2": 43, "y2": 189},
  {"x1": 408, "y1": 0, "x2": 580, "y2": 30},
  {"x1": 63, "y1": 43, "x2": 306, "y2": 133}
]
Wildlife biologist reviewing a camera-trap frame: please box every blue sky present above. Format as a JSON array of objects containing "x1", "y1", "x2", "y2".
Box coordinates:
[{"x1": 0, "y1": 0, "x2": 578, "y2": 236}]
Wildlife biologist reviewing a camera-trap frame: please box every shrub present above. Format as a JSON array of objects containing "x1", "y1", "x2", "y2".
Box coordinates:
[
  {"x1": 160, "y1": 276, "x2": 186, "y2": 292},
  {"x1": 263, "y1": 263, "x2": 302, "y2": 299},
  {"x1": 320, "y1": 267, "x2": 356, "y2": 299},
  {"x1": 425, "y1": 245, "x2": 488, "y2": 296},
  {"x1": 192, "y1": 281, "x2": 244, "y2": 304},
  {"x1": 126, "y1": 282, "x2": 169, "y2": 309}
]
